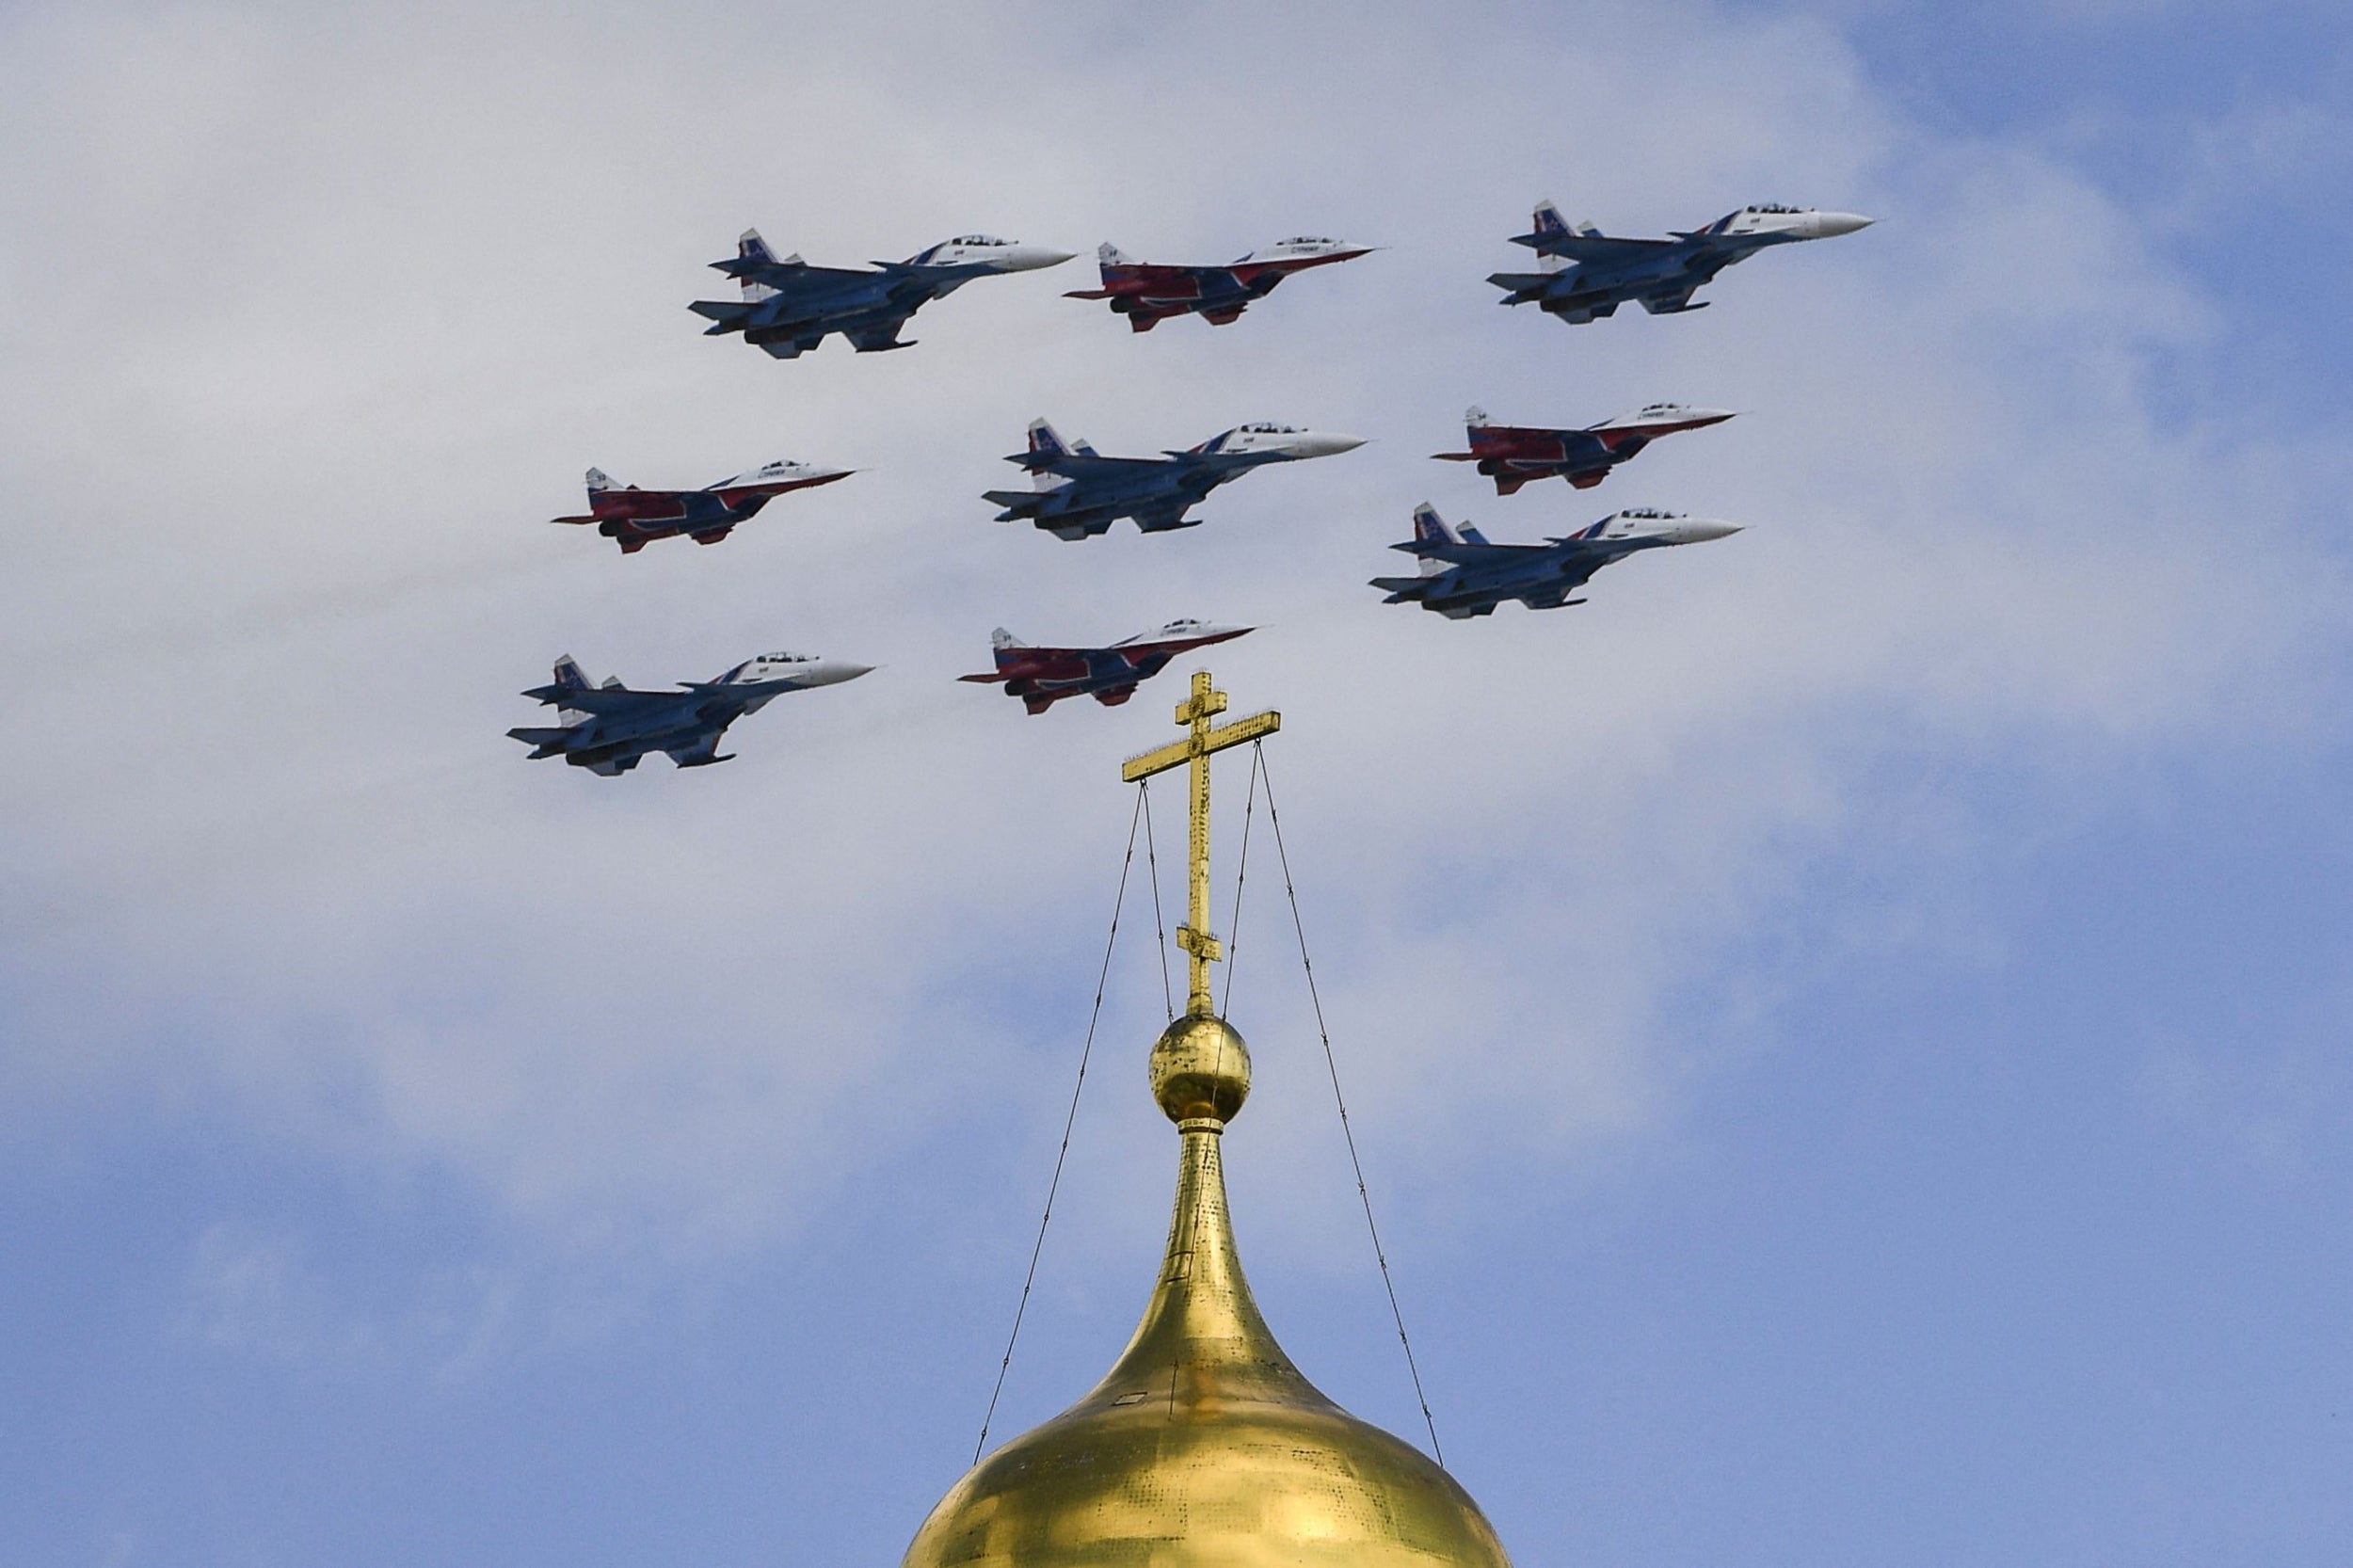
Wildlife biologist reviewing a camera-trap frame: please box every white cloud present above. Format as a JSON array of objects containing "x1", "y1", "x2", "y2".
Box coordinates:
[{"x1": 1, "y1": 0, "x2": 2343, "y2": 1258}]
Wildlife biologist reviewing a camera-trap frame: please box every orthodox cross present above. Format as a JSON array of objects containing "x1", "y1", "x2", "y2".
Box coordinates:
[{"x1": 1120, "y1": 670, "x2": 1281, "y2": 1018}]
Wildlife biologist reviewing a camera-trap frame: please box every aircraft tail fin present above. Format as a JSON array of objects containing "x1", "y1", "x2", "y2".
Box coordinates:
[
  {"x1": 1410, "y1": 503, "x2": 1461, "y2": 573},
  {"x1": 1098, "y1": 241, "x2": 1137, "y2": 268},
  {"x1": 1531, "y1": 200, "x2": 1571, "y2": 241},
  {"x1": 547, "y1": 656, "x2": 598, "y2": 723},
  {"x1": 1023, "y1": 419, "x2": 1076, "y2": 486},
  {"x1": 737, "y1": 229, "x2": 783, "y2": 303},
  {"x1": 1027, "y1": 419, "x2": 1070, "y2": 460},
  {"x1": 1457, "y1": 523, "x2": 1492, "y2": 545},
  {"x1": 1465, "y1": 406, "x2": 1490, "y2": 428},
  {"x1": 585, "y1": 467, "x2": 615, "y2": 491},
  {"x1": 990, "y1": 627, "x2": 1029, "y2": 651}
]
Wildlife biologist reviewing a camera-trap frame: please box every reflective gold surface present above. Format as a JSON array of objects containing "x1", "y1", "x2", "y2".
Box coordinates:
[
  {"x1": 1119, "y1": 670, "x2": 1280, "y2": 1017},
  {"x1": 1148, "y1": 1014, "x2": 1252, "y2": 1124},
  {"x1": 902, "y1": 1032, "x2": 1512, "y2": 1568}
]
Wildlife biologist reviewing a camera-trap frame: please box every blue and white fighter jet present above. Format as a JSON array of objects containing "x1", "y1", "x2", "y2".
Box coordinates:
[
  {"x1": 507, "y1": 651, "x2": 872, "y2": 775},
  {"x1": 1370, "y1": 503, "x2": 1739, "y2": 617},
  {"x1": 1490, "y1": 200, "x2": 1872, "y2": 325},
  {"x1": 689, "y1": 230, "x2": 1074, "y2": 358},
  {"x1": 984, "y1": 419, "x2": 1365, "y2": 540}
]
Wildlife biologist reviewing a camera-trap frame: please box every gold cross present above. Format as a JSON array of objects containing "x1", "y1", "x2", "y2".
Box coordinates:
[{"x1": 1120, "y1": 670, "x2": 1280, "y2": 1017}]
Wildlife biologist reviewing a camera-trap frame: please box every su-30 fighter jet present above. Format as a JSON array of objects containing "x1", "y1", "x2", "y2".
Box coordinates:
[
  {"x1": 959, "y1": 620, "x2": 1252, "y2": 714},
  {"x1": 1433, "y1": 404, "x2": 1735, "y2": 494},
  {"x1": 1063, "y1": 235, "x2": 1373, "y2": 330},
  {"x1": 1371, "y1": 503, "x2": 1739, "y2": 617},
  {"x1": 984, "y1": 419, "x2": 1364, "y2": 540},
  {"x1": 1490, "y1": 200, "x2": 1872, "y2": 325},
  {"x1": 507, "y1": 651, "x2": 871, "y2": 775},
  {"x1": 550, "y1": 459, "x2": 852, "y2": 552},
  {"x1": 689, "y1": 230, "x2": 1073, "y2": 358}
]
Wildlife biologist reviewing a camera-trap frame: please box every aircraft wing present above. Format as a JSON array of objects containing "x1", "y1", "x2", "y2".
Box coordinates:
[
  {"x1": 714, "y1": 258, "x2": 873, "y2": 288},
  {"x1": 1026, "y1": 453, "x2": 1163, "y2": 479},
  {"x1": 1638, "y1": 285, "x2": 1705, "y2": 314},
  {"x1": 519, "y1": 683, "x2": 673, "y2": 716},
  {"x1": 982, "y1": 648, "x2": 1096, "y2": 682},
  {"x1": 1390, "y1": 538, "x2": 1540, "y2": 567},
  {"x1": 1516, "y1": 232, "x2": 1674, "y2": 260},
  {"x1": 845, "y1": 318, "x2": 917, "y2": 351},
  {"x1": 664, "y1": 731, "x2": 735, "y2": 767},
  {"x1": 1130, "y1": 500, "x2": 1201, "y2": 534}
]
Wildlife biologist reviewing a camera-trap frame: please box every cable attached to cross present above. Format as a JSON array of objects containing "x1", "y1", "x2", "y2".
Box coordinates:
[
  {"x1": 1257, "y1": 744, "x2": 1448, "y2": 1468},
  {"x1": 971, "y1": 784, "x2": 1145, "y2": 1465}
]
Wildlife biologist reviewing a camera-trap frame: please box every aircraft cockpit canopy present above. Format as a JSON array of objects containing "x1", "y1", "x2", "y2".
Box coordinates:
[
  {"x1": 951, "y1": 234, "x2": 1009, "y2": 246},
  {"x1": 1275, "y1": 235, "x2": 1335, "y2": 247},
  {"x1": 1747, "y1": 204, "x2": 1802, "y2": 215},
  {"x1": 1236, "y1": 422, "x2": 1302, "y2": 434},
  {"x1": 759, "y1": 651, "x2": 810, "y2": 664}
]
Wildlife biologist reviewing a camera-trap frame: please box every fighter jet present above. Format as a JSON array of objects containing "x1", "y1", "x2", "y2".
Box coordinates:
[
  {"x1": 984, "y1": 419, "x2": 1365, "y2": 540},
  {"x1": 1433, "y1": 404, "x2": 1735, "y2": 495},
  {"x1": 550, "y1": 459, "x2": 852, "y2": 552},
  {"x1": 1489, "y1": 200, "x2": 1873, "y2": 325},
  {"x1": 689, "y1": 230, "x2": 1074, "y2": 358},
  {"x1": 959, "y1": 620, "x2": 1252, "y2": 714},
  {"x1": 1370, "y1": 503, "x2": 1739, "y2": 618},
  {"x1": 1063, "y1": 235, "x2": 1373, "y2": 331},
  {"x1": 507, "y1": 651, "x2": 871, "y2": 774}
]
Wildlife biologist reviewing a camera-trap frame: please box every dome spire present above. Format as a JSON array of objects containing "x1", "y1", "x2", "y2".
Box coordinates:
[
  {"x1": 902, "y1": 671, "x2": 1513, "y2": 1568},
  {"x1": 1120, "y1": 668, "x2": 1280, "y2": 1017}
]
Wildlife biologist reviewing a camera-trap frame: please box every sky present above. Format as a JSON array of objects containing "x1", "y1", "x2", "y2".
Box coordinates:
[{"x1": 3, "y1": 0, "x2": 2349, "y2": 1562}]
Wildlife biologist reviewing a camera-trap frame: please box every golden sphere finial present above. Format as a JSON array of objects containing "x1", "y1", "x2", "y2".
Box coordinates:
[{"x1": 1149, "y1": 1014, "x2": 1251, "y2": 1123}]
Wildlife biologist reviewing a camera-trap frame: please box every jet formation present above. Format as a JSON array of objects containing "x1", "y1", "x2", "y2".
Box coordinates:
[
  {"x1": 1489, "y1": 200, "x2": 1872, "y2": 325},
  {"x1": 689, "y1": 231, "x2": 1073, "y2": 358},
  {"x1": 1371, "y1": 504, "x2": 1740, "y2": 618},
  {"x1": 552, "y1": 459, "x2": 852, "y2": 552},
  {"x1": 507, "y1": 652, "x2": 872, "y2": 774},
  {"x1": 1433, "y1": 404, "x2": 1735, "y2": 494},
  {"x1": 961, "y1": 621, "x2": 1253, "y2": 713},
  {"x1": 519, "y1": 195, "x2": 1877, "y2": 768},
  {"x1": 1064, "y1": 236, "x2": 1372, "y2": 331},
  {"x1": 984, "y1": 419, "x2": 1364, "y2": 540}
]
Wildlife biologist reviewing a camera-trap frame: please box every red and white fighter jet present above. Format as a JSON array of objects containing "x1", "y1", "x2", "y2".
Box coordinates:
[
  {"x1": 1065, "y1": 236, "x2": 1373, "y2": 331},
  {"x1": 551, "y1": 458, "x2": 852, "y2": 552},
  {"x1": 1433, "y1": 404, "x2": 1735, "y2": 495},
  {"x1": 960, "y1": 620, "x2": 1252, "y2": 714}
]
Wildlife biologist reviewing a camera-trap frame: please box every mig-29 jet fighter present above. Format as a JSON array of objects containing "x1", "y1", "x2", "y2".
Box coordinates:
[
  {"x1": 1490, "y1": 200, "x2": 1873, "y2": 325},
  {"x1": 551, "y1": 459, "x2": 852, "y2": 552},
  {"x1": 507, "y1": 651, "x2": 871, "y2": 775},
  {"x1": 1371, "y1": 503, "x2": 1739, "y2": 618},
  {"x1": 689, "y1": 230, "x2": 1073, "y2": 358},
  {"x1": 1433, "y1": 404, "x2": 1735, "y2": 495},
  {"x1": 959, "y1": 620, "x2": 1252, "y2": 714},
  {"x1": 984, "y1": 419, "x2": 1364, "y2": 540},
  {"x1": 1063, "y1": 235, "x2": 1373, "y2": 331}
]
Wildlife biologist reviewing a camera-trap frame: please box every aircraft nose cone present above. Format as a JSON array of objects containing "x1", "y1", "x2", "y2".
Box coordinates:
[
  {"x1": 1812, "y1": 211, "x2": 1874, "y2": 237},
  {"x1": 1002, "y1": 246, "x2": 1078, "y2": 271},
  {"x1": 1678, "y1": 520, "x2": 1742, "y2": 542},
  {"x1": 820, "y1": 661, "x2": 875, "y2": 685},
  {"x1": 1298, "y1": 432, "x2": 1367, "y2": 457}
]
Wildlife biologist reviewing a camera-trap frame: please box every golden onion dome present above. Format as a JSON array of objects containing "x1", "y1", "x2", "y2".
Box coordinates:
[{"x1": 901, "y1": 1013, "x2": 1513, "y2": 1568}]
